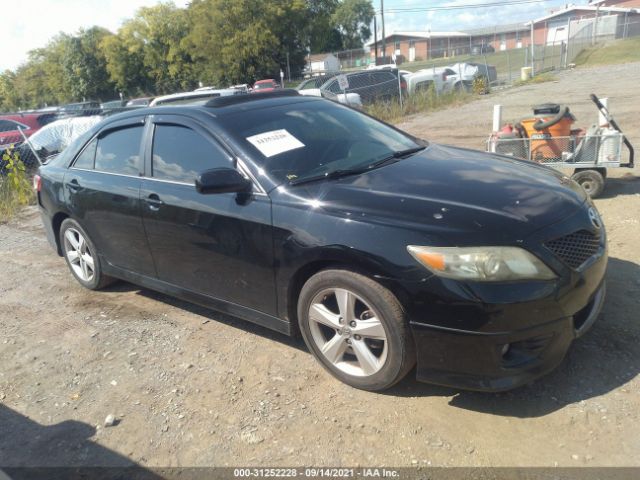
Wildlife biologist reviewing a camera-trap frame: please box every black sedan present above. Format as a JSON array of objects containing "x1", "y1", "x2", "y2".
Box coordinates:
[{"x1": 35, "y1": 91, "x2": 607, "y2": 392}]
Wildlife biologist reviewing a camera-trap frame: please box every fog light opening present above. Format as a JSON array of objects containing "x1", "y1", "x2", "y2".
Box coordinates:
[{"x1": 501, "y1": 343, "x2": 511, "y2": 357}]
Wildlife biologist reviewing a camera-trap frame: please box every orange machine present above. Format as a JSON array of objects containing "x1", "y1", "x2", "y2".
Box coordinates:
[{"x1": 516, "y1": 104, "x2": 576, "y2": 161}]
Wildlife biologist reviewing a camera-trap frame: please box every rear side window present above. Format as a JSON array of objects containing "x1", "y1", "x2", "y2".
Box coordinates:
[
  {"x1": 0, "y1": 120, "x2": 22, "y2": 132},
  {"x1": 95, "y1": 126, "x2": 143, "y2": 176},
  {"x1": 73, "y1": 138, "x2": 97, "y2": 169},
  {"x1": 152, "y1": 124, "x2": 231, "y2": 183}
]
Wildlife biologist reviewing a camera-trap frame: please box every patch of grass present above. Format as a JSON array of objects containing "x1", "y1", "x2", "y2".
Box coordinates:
[
  {"x1": 513, "y1": 71, "x2": 556, "y2": 87},
  {"x1": 364, "y1": 88, "x2": 473, "y2": 124},
  {"x1": 0, "y1": 147, "x2": 35, "y2": 223},
  {"x1": 573, "y1": 37, "x2": 640, "y2": 67}
]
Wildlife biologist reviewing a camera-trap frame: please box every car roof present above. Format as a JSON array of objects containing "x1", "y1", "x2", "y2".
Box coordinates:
[
  {"x1": 96, "y1": 90, "x2": 323, "y2": 124},
  {"x1": 150, "y1": 90, "x2": 229, "y2": 106}
]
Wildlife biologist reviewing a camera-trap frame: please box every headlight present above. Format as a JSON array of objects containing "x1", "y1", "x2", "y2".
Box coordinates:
[{"x1": 407, "y1": 245, "x2": 556, "y2": 281}]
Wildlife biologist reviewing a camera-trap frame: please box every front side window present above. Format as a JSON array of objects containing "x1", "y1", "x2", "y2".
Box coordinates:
[
  {"x1": 94, "y1": 125, "x2": 143, "y2": 176},
  {"x1": 152, "y1": 124, "x2": 231, "y2": 183}
]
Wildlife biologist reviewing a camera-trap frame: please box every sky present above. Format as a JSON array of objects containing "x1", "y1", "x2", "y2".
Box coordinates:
[{"x1": 1, "y1": 0, "x2": 578, "y2": 72}]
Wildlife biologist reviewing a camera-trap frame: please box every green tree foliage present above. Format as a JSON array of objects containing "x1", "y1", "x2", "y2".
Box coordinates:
[
  {"x1": 104, "y1": 3, "x2": 196, "y2": 95},
  {"x1": 101, "y1": 27, "x2": 152, "y2": 97},
  {"x1": 0, "y1": 71, "x2": 19, "y2": 111},
  {"x1": 0, "y1": 0, "x2": 375, "y2": 112},
  {"x1": 307, "y1": 0, "x2": 344, "y2": 53},
  {"x1": 332, "y1": 0, "x2": 375, "y2": 49},
  {"x1": 186, "y1": 0, "x2": 311, "y2": 85},
  {"x1": 62, "y1": 27, "x2": 116, "y2": 101}
]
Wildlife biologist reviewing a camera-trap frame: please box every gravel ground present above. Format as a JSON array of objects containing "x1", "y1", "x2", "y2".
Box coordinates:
[{"x1": 1, "y1": 62, "x2": 639, "y2": 469}]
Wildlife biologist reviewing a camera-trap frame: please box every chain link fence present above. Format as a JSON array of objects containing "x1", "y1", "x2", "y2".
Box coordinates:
[{"x1": 300, "y1": 15, "x2": 640, "y2": 91}]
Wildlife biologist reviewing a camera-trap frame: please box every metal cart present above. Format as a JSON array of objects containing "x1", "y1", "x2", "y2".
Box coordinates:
[{"x1": 488, "y1": 94, "x2": 634, "y2": 198}]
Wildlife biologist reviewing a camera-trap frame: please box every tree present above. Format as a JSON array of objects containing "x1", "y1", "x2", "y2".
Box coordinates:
[
  {"x1": 306, "y1": 0, "x2": 344, "y2": 53},
  {"x1": 62, "y1": 27, "x2": 116, "y2": 101},
  {"x1": 332, "y1": 0, "x2": 374, "y2": 50},
  {"x1": 101, "y1": 24, "x2": 154, "y2": 96},
  {"x1": 0, "y1": 71, "x2": 19, "y2": 112},
  {"x1": 103, "y1": 3, "x2": 196, "y2": 95},
  {"x1": 186, "y1": 0, "x2": 310, "y2": 85}
]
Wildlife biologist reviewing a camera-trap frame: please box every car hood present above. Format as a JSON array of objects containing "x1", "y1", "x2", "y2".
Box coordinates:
[{"x1": 275, "y1": 144, "x2": 587, "y2": 243}]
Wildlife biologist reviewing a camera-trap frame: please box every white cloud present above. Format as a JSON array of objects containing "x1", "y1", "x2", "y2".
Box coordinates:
[{"x1": 0, "y1": 0, "x2": 189, "y2": 72}]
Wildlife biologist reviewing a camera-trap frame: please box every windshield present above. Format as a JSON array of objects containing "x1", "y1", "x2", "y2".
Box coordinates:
[{"x1": 223, "y1": 100, "x2": 421, "y2": 185}]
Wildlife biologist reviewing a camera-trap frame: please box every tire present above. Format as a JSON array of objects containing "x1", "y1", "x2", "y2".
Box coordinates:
[
  {"x1": 572, "y1": 169, "x2": 605, "y2": 198},
  {"x1": 59, "y1": 218, "x2": 115, "y2": 290},
  {"x1": 297, "y1": 269, "x2": 416, "y2": 391}
]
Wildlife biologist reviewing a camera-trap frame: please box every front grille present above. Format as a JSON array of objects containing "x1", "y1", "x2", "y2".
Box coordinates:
[{"x1": 545, "y1": 230, "x2": 601, "y2": 269}]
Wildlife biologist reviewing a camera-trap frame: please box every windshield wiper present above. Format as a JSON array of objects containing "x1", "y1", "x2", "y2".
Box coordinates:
[
  {"x1": 367, "y1": 146, "x2": 427, "y2": 169},
  {"x1": 289, "y1": 146, "x2": 426, "y2": 187},
  {"x1": 289, "y1": 168, "x2": 366, "y2": 186}
]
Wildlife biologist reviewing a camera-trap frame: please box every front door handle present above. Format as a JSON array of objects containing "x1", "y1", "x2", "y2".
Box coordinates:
[{"x1": 146, "y1": 193, "x2": 164, "y2": 211}]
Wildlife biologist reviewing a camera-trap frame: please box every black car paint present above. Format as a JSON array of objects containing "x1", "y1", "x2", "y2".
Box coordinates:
[{"x1": 37, "y1": 95, "x2": 607, "y2": 391}]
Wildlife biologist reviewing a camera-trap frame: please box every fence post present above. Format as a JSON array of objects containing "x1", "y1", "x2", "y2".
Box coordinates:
[
  {"x1": 564, "y1": 18, "x2": 571, "y2": 68},
  {"x1": 493, "y1": 105, "x2": 502, "y2": 132},
  {"x1": 397, "y1": 71, "x2": 403, "y2": 110},
  {"x1": 530, "y1": 21, "x2": 535, "y2": 76},
  {"x1": 507, "y1": 49, "x2": 511, "y2": 84},
  {"x1": 432, "y1": 63, "x2": 438, "y2": 96}
]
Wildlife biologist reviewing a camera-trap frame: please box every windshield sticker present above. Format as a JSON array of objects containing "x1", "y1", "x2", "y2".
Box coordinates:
[{"x1": 246, "y1": 129, "x2": 305, "y2": 157}]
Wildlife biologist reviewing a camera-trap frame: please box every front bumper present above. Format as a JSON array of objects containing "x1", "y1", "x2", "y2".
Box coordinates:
[{"x1": 403, "y1": 249, "x2": 607, "y2": 392}]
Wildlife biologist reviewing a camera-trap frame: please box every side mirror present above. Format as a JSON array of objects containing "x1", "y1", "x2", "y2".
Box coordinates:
[{"x1": 195, "y1": 168, "x2": 253, "y2": 195}]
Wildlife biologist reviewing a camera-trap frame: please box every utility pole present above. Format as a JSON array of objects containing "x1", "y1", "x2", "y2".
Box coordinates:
[
  {"x1": 286, "y1": 51, "x2": 291, "y2": 82},
  {"x1": 381, "y1": 0, "x2": 386, "y2": 60},
  {"x1": 374, "y1": 15, "x2": 379, "y2": 61}
]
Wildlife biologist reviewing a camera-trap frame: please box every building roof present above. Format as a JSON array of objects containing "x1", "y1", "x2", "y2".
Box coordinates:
[
  {"x1": 526, "y1": 5, "x2": 638, "y2": 24},
  {"x1": 366, "y1": 31, "x2": 469, "y2": 46},
  {"x1": 464, "y1": 22, "x2": 529, "y2": 36}
]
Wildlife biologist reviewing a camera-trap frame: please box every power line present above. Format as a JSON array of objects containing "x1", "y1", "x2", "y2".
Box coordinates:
[{"x1": 375, "y1": 0, "x2": 551, "y2": 14}]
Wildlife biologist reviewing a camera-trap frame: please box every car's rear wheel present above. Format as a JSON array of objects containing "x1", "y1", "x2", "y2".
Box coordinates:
[
  {"x1": 298, "y1": 269, "x2": 415, "y2": 391},
  {"x1": 60, "y1": 218, "x2": 115, "y2": 290}
]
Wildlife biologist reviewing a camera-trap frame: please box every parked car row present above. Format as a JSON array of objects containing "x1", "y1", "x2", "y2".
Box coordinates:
[
  {"x1": 294, "y1": 61, "x2": 496, "y2": 109},
  {"x1": 404, "y1": 62, "x2": 497, "y2": 95},
  {"x1": 295, "y1": 68, "x2": 406, "y2": 108}
]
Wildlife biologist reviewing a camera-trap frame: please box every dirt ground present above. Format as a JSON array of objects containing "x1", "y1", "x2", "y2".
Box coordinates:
[{"x1": 1, "y1": 62, "x2": 639, "y2": 469}]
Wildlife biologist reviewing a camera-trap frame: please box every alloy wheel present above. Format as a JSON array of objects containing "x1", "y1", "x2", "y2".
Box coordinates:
[
  {"x1": 63, "y1": 227, "x2": 95, "y2": 282},
  {"x1": 308, "y1": 288, "x2": 388, "y2": 377}
]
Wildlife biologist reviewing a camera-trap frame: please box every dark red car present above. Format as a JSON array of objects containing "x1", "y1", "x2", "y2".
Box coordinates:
[
  {"x1": 252, "y1": 79, "x2": 281, "y2": 93},
  {"x1": 0, "y1": 114, "x2": 46, "y2": 148}
]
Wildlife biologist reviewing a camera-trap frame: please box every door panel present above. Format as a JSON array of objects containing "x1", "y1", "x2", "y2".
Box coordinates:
[
  {"x1": 140, "y1": 116, "x2": 277, "y2": 315},
  {"x1": 65, "y1": 171, "x2": 155, "y2": 276},
  {"x1": 65, "y1": 120, "x2": 156, "y2": 277}
]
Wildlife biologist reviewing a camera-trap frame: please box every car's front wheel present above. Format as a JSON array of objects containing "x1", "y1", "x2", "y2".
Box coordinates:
[
  {"x1": 298, "y1": 270, "x2": 416, "y2": 391},
  {"x1": 60, "y1": 218, "x2": 115, "y2": 290}
]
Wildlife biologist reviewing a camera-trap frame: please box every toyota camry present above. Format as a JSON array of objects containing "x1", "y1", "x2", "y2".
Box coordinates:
[{"x1": 35, "y1": 91, "x2": 607, "y2": 391}]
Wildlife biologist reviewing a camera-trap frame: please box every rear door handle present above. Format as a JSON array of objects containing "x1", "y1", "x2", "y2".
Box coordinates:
[
  {"x1": 146, "y1": 193, "x2": 164, "y2": 211},
  {"x1": 68, "y1": 179, "x2": 82, "y2": 191}
]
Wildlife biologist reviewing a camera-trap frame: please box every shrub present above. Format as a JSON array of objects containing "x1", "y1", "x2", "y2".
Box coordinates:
[
  {"x1": 1, "y1": 146, "x2": 35, "y2": 223},
  {"x1": 472, "y1": 75, "x2": 490, "y2": 95}
]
